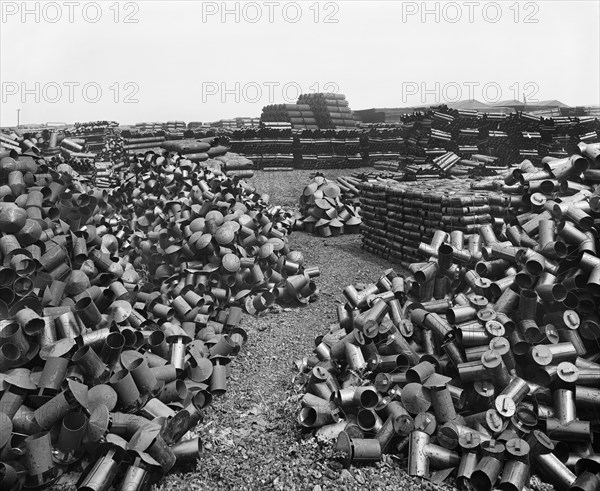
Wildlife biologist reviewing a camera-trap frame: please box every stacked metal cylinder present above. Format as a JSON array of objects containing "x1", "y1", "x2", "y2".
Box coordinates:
[
  {"x1": 356, "y1": 108, "x2": 600, "y2": 177},
  {"x1": 297, "y1": 141, "x2": 600, "y2": 490},
  {"x1": 228, "y1": 127, "x2": 366, "y2": 170},
  {"x1": 132, "y1": 121, "x2": 186, "y2": 133},
  {"x1": 160, "y1": 136, "x2": 228, "y2": 163},
  {"x1": 0, "y1": 145, "x2": 318, "y2": 489},
  {"x1": 228, "y1": 127, "x2": 295, "y2": 171},
  {"x1": 296, "y1": 129, "x2": 364, "y2": 170},
  {"x1": 297, "y1": 93, "x2": 357, "y2": 129},
  {"x1": 123, "y1": 134, "x2": 166, "y2": 155},
  {"x1": 295, "y1": 176, "x2": 362, "y2": 237},
  {"x1": 213, "y1": 154, "x2": 255, "y2": 179},
  {"x1": 361, "y1": 126, "x2": 404, "y2": 164},
  {"x1": 359, "y1": 178, "x2": 505, "y2": 267},
  {"x1": 260, "y1": 104, "x2": 318, "y2": 130}
]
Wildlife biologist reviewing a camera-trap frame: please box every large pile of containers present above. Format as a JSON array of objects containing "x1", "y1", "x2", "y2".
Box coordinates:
[
  {"x1": 0, "y1": 131, "x2": 319, "y2": 490},
  {"x1": 295, "y1": 142, "x2": 600, "y2": 491}
]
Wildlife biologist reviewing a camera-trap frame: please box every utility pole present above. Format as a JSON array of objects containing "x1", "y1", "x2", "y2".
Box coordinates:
[{"x1": 17, "y1": 109, "x2": 20, "y2": 128}]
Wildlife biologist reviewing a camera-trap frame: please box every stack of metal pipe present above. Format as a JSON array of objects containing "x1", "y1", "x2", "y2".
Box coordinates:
[
  {"x1": 227, "y1": 127, "x2": 295, "y2": 171},
  {"x1": 0, "y1": 147, "x2": 318, "y2": 489},
  {"x1": 363, "y1": 126, "x2": 404, "y2": 164}
]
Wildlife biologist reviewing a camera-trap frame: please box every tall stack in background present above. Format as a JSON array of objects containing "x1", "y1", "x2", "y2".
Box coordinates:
[
  {"x1": 260, "y1": 104, "x2": 318, "y2": 130},
  {"x1": 297, "y1": 93, "x2": 357, "y2": 129},
  {"x1": 165, "y1": 121, "x2": 187, "y2": 133}
]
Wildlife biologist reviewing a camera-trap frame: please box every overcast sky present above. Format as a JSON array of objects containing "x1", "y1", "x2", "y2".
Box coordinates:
[{"x1": 1, "y1": 0, "x2": 599, "y2": 126}]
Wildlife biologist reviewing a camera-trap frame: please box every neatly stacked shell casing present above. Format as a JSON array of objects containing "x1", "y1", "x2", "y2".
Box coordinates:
[
  {"x1": 361, "y1": 126, "x2": 404, "y2": 165},
  {"x1": 297, "y1": 93, "x2": 357, "y2": 129},
  {"x1": 295, "y1": 129, "x2": 364, "y2": 170},
  {"x1": 0, "y1": 139, "x2": 319, "y2": 490},
  {"x1": 359, "y1": 178, "x2": 507, "y2": 267},
  {"x1": 228, "y1": 127, "x2": 295, "y2": 171},
  {"x1": 133, "y1": 121, "x2": 186, "y2": 133},
  {"x1": 296, "y1": 176, "x2": 362, "y2": 236},
  {"x1": 260, "y1": 104, "x2": 318, "y2": 130}
]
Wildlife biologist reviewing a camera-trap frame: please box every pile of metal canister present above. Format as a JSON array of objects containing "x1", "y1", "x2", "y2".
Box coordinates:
[
  {"x1": 297, "y1": 142, "x2": 600, "y2": 491},
  {"x1": 0, "y1": 141, "x2": 318, "y2": 489},
  {"x1": 295, "y1": 176, "x2": 362, "y2": 237}
]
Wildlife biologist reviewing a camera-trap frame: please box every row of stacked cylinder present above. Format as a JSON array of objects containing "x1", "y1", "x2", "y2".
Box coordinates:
[
  {"x1": 359, "y1": 178, "x2": 506, "y2": 266},
  {"x1": 297, "y1": 93, "x2": 357, "y2": 129},
  {"x1": 229, "y1": 106, "x2": 600, "y2": 172},
  {"x1": 399, "y1": 107, "x2": 599, "y2": 174},
  {"x1": 228, "y1": 127, "x2": 365, "y2": 170},
  {"x1": 260, "y1": 104, "x2": 318, "y2": 130},
  {"x1": 0, "y1": 140, "x2": 319, "y2": 489}
]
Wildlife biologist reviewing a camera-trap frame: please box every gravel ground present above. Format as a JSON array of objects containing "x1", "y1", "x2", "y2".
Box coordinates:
[{"x1": 246, "y1": 167, "x2": 368, "y2": 209}]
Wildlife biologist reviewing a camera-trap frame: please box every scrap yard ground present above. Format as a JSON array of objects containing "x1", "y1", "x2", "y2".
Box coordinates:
[{"x1": 155, "y1": 167, "x2": 433, "y2": 491}]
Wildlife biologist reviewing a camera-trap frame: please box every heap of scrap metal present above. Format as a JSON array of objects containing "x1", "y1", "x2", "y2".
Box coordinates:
[
  {"x1": 295, "y1": 176, "x2": 362, "y2": 237},
  {"x1": 296, "y1": 141, "x2": 600, "y2": 490},
  {"x1": 0, "y1": 144, "x2": 318, "y2": 489}
]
